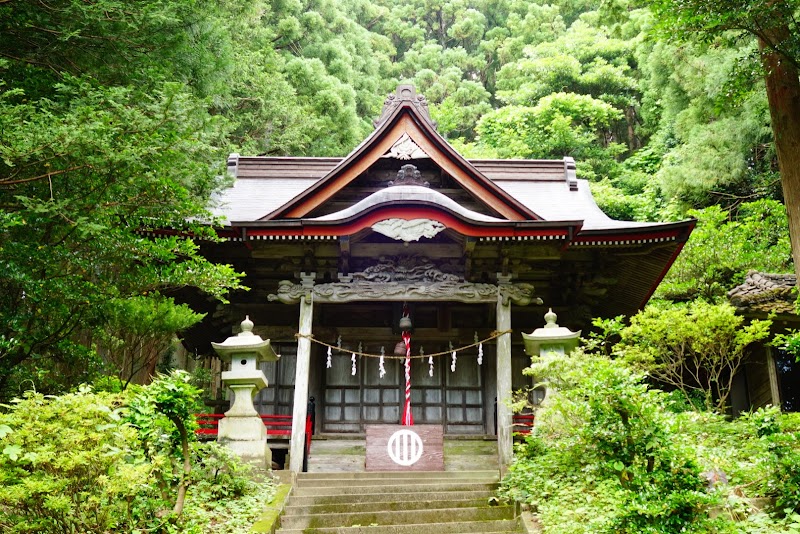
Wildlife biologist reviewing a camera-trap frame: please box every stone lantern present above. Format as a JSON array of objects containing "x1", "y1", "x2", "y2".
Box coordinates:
[
  {"x1": 211, "y1": 316, "x2": 278, "y2": 469},
  {"x1": 522, "y1": 309, "x2": 580, "y2": 403}
]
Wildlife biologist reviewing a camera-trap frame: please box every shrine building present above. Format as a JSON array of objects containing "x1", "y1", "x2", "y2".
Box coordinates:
[{"x1": 179, "y1": 85, "x2": 695, "y2": 473}]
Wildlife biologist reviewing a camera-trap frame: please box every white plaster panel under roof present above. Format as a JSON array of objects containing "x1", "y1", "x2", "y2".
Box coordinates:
[{"x1": 313, "y1": 185, "x2": 506, "y2": 223}]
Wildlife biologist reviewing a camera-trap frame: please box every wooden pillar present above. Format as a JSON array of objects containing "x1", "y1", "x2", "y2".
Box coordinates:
[
  {"x1": 766, "y1": 346, "x2": 782, "y2": 408},
  {"x1": 289, "y1": 279, "x2": 314, "y2": 473},
  {"x1": 496, "y1": 290, "x2": 513, "y2": 472}
]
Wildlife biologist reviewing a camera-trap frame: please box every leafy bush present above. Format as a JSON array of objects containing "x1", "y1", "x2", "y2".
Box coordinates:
[
  {"x1": 126, "y1": 370, "x2": 202, "y2": 517},
  {"x1": 753, "y1": 410, "x2": 800, "y2": 513},
  {"x1": 675, "y1": 408, "x2": 800, "y2": 531},
  {"x1": 503, "y1": 356, "x2": 800, "y2": 534},
  {"x1": 0, "y1": 388, "x2": 160, "y2": 533},
  {"x1": 617, "y1": 300, "x2": 771, "y2": 412},
  {"x1": 0, "y1": 373, "x2": 276, "y2": 533},
  {"x1": 501, "y1": 350, "x2": 712, "y2": 533},
  {"x1": 657, "y1": 200, "x2": 792, "y2": 301},
  {"x1": 185, "y1": 441, "x2": 278, "y2": 534}
]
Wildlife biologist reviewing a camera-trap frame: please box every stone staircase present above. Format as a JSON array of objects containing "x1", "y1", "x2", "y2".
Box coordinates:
[{"x1": 275, "y1": 470, "x2": 523, "y2": 533}]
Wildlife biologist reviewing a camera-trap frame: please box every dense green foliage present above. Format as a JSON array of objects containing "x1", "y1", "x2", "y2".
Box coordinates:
[
  {"x1": 1, "y1": 0, "x2": 799, "y2": 532},
  {"x1": 504, "y1": 349, "x2": 800, "y2": 533},
  {"x1": 503, "y1": 351, "x2": 712, "y2": 533},
  {"x1": 0, "y1": 372, "x2": 275, "y2": 533},
  {"x1": 657, "y1": 200, "x2": 792, "y2": 301},
  {"x1": 2, "y1": 0, "x2": 795, "y2": 399},
  {"x1": 618, "y1": 301, "x2": 771, "y2": 412},
  {"x1": 0, "y1": 0, "x2": 396, "y2": 399}
]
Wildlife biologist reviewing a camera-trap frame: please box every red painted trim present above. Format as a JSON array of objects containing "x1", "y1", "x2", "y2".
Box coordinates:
[
  {"x1": 245, "y1": 207, "x2": 574, "y2": 239},
  {"x1": 194, "y1": 413, "x2": 312, "y2": 441}
]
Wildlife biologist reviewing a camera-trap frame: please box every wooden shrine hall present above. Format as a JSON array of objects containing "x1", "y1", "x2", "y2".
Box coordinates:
[{"x1": 179, "y1": 85, "x2": 695, "y2": 473}]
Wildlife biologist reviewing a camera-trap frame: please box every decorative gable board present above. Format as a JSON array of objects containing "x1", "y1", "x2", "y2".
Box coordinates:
[{"x1": 263, "y1": 86, "x2": 539, "y2": 222}]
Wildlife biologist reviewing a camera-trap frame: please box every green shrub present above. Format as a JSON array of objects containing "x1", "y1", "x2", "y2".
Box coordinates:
[
  {"x1": 618, "y1": 300, "x2": 771, "y2": 413},
  {"x1": 0, "y1": 387, "x2": 160, "y2": 533},
  {"x1": 674, "y1": 408, "x2": 800, "y2": 532},
  {"x1": 753, "y1": 410, "x2": 800, "y2": 513},
  {"x1": 501, "y1": 351, "x2": 712, "y2": 533},
  {"x1": 0, "y1": 373, "x2": 276, "y2": 533},
  {"x1": 126, "y1": 370, "x2": 202, "y2": 517}
]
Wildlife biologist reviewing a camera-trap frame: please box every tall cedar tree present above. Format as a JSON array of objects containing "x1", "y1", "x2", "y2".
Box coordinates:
[{"x1": 649, "y1": 0, "x2": 800, "y2": 280}]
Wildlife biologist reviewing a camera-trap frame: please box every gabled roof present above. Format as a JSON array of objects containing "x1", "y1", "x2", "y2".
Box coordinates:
[
  {"x1": 212, "y1": 157, "x2": 680, "y2": 233},
  {"x1": 259, "y1": 85, "x2": 539, "y2": 222},
  {"x1": 208, "y1": 85, "x2": 694, "y2": 251}
]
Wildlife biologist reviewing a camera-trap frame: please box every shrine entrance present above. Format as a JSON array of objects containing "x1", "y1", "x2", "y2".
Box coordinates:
[
  {"x1": 265, "y1": 266, "x2": 536, "y2": 471},
  {"x1": 180, "y1": 86, "x2": 695, "y2": 474},
  {"x1": 321, "y1": 330, "x2": 488, "y2": 434}
]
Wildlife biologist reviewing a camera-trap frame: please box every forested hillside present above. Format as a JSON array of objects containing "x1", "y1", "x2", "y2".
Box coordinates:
[
  {"x1": 2, "y1": 3, "x2": 800, "y2": 533},
  {"x1": 0, "y1": 0, "x2": 795, "y2": 392}
]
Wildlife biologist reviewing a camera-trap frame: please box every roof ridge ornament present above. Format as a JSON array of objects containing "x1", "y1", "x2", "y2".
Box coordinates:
[
  {"x1": 374, "y1": 84, "x2": 438, "y2": 130},
  {"x1": 388, "y1": 164, "x2": 429, "y2": 188}
]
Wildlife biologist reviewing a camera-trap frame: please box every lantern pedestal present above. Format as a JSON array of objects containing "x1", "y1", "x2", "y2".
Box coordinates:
[
  {"x1": 218, "y1": 382, "x2": 268, "y2": 465},
  {"x1": 219, "y1": 399, "x2": 269, "y2": 466}
]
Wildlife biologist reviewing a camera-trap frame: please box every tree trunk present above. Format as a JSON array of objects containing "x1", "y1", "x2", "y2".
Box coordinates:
[
  {"x1": 169, "y1": 415, "x2": 191, "y2": 517},
  {"x1": 760, "y1": 31, "x2": 800, "y2": 283}
]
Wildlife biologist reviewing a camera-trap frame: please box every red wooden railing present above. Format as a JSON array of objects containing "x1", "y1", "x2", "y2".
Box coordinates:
[
  {"x1": 512, "y1": 413, "x2": 535, "y2": 435},
  {"x1": 195, "y1": 413, "x2": 313, "y2": 470}
]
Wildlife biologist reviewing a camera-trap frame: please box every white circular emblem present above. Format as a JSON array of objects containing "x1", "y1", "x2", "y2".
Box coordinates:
[{"x1": 387, "y1": 429, "x2": 424, "y2": 466}]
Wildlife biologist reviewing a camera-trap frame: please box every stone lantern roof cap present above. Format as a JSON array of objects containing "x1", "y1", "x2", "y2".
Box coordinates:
[
  {"x1": 522, "y1": 309, "x2": 581, "y2": 356},
  {"x1": 529, "y1": 308, "x2": 581, "y2": 338},
  {"x1": 211, "y1": 316, "x2": 279, "y2": 362}
]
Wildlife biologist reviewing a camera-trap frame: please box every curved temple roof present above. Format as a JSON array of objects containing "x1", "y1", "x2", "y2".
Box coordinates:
[
  {"x1": 197, "y1": 85, "x2": 695, "y2": 322},
  {"x1": 312, "y1": 185, "x2": 505, "y2": 223},
  {"x1": 212, "y1": 156, "x2": 681, "y2": 233},
  {"x1": 210, "y1": 84, "x2": 688, "y2": 237}
]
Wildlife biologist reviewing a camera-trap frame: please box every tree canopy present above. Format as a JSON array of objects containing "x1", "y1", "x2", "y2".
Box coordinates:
[
  {"x1": 2, "y1": 2, "x2": 800, "y2": 532},
  {"x1": 0, "y1": 0, "x2": 796, "y2": 396}
]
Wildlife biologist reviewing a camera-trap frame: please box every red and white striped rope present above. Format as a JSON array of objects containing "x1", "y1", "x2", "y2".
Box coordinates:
[{"x1": 401, "y1": 330, "x2": 413, "y2": 426}]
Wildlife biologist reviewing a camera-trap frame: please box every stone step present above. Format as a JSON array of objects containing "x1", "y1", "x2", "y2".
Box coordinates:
[
  {"x1": 282, "y1": 497, "x2": 496, "y2": 516},
  {"x1": 279, "y1": 505, "x2": 516, "y2": 530},
  {"x1": 295, "y1": 476, "x2": 498, "y2": 488},
  {"x1": 296, "y1": 470, "x2": 499, "y2": 481},
  {"x1": 275, "y1": 518, "x2": 522, "y2": 534},
  {"x1": 276, "y1": 469, "x2": 522, "y2": 534},
  {"x1": 284, "y1": 491, "x2": 495, "y2": 508},
  {"x1": 291, "y1": 481, "x2": 498, "y2": 497}
]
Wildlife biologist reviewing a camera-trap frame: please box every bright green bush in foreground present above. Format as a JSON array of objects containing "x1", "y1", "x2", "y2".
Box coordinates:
[
  {"x1": 502, "y1": 351, "x2": 800, "y2": 533},
  {"x1": 501, "y1": 351, "x2": 712, "y2": 533},
  {"x1": 0, "y1": 372, "x2": 276, "y2": 533}
]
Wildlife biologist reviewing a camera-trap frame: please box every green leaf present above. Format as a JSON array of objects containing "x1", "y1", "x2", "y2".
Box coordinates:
[
  {"x1": 0, "y1": 424, "x2": 12, "y2": 439},
  {"x1": 3, "y1": 444, "x2": 23, "y2": 461}
]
